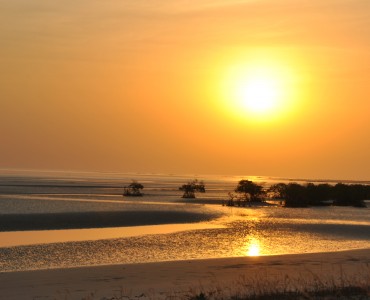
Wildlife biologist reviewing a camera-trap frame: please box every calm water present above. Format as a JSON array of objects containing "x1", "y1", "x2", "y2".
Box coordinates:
[{"x1": 0, "y1": 170, "x2": 369, "y2": 272}]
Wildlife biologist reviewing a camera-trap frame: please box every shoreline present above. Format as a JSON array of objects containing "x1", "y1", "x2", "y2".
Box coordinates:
[{"x1": 1, "y1": 248, "x2": 369, "y2": 299}]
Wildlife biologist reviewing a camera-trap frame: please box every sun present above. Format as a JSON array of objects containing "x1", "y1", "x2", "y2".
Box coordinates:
[
  {"x1": 235, "y1": 75, "x2": 281, "y2": 115},
  {"x1": 218, "y1": 56, "x2": 298, "y2": 123}
]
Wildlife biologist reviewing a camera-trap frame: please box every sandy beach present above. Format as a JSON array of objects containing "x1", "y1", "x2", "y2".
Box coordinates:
[{"x1": 1, "y1": 248, "x2": 369, "y2": 299}]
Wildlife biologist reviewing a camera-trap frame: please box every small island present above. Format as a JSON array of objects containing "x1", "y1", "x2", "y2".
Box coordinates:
[
  {"x1": 123, "y1": 180, "x2": 144, "y2": 197},
  {"x1": 224, "y1": 180, "x2": 369, "y2": 208},
  {"x1": 179, "y1": 179, "x2": 206, "y2": 198}
]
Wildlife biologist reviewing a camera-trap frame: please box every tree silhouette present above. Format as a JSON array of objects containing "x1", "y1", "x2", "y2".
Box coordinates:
[
  {"x1": 267, "y1": 182, "x2": 369, "y2": 207},
  {"x1": 123, "y1": 180, "x2": 144, "y2": 197},
  {"x1": 305, "y1": 183, "x2": 332, "y2": 206},
  {"x1": 267, "y1": 183, "x2": 288, "y2": 200},
  {"x1": 332, "y1": 183, "x2": 367, "y2": 207},
  {"x1": 179, "y1": 179, "x2": 206, "y2": 198},
  {"x1": 284, "y1": 183, "x2": 309, "y2": 207},
  {"x1": 235, "y1": 180, "x2": 265, "y2": 202}
]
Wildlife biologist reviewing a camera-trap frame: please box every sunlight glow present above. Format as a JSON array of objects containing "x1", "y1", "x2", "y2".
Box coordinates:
[
  {"x1": 217, "y1": 52, "x2": 301, "y2": 124},
  {"x1": 247, "y1": 239, "x2": 261, "y2": 256},
  {"x1": 236, "y1": 74, "x2": 281, "y2": 115}
]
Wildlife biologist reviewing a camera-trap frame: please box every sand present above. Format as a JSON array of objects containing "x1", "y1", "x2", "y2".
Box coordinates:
[
  {"x1": 0, "y1": 248, "x2": 369, "y2": 300},
  {"x1": 0, "y1": 210, "x2": 217, "y2": 231}
]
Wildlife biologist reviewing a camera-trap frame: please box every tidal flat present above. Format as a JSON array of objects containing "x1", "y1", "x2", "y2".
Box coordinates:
[{"x1": 0, "y1": 171, "x2": 369, "y2": 272}]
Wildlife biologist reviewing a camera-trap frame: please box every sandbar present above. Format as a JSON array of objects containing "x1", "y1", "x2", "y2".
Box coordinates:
[{"x1": 0, "y1": 210, "x2": 217, "y2": 231}]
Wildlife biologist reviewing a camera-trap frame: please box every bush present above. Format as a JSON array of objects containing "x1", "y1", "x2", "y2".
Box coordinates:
[
  {"x1": 179, "y1": 179, "x2": 205, "y2": 198},
  {"x1": 123, "y1": 180, "x2": 144, "y2": 197},
  {"x1": 235, "y1": 180, "x2": 265, "y2": 202}
]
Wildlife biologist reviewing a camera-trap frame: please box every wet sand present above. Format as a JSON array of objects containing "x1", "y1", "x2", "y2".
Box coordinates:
[
  {"x1": 0, "y1": 210, "x2": 217, "y2": 231},
  {"x1": 0, "y1": 248, "x2": 369, "y2": 300}
]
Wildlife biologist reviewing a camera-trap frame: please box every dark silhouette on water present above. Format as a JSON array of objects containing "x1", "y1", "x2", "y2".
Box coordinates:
[
  {"x1": 179, "y1": 179, "x2": 205, "y2": 198},
  {"x1": 224, "y1": 180, "x2": 266, "y2": 206},
  {"x1": 235, "y1": 180, "x2": 265, "y2": 202},
  {"x1": 223, "y1": 181, "x2": 369, "y2": 208},
  {"x1": 332, "y1": 183, "x2": 369, "y2": 207},
  {"x1": 123, "y1": 180, "x2": 144, "y2": 197},
  {"x1": 268, "y1": 182, "x2": 369, "y2": 207}
]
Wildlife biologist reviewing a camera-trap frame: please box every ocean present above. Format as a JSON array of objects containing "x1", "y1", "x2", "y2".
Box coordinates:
[{"x1": 0, "y1": 170, "x2": 369, "y2": 272}]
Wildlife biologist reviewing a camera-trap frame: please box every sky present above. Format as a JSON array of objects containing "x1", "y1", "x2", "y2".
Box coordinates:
[{"x1": 1, "y1": 0, "x2": 370, "y2": 180}]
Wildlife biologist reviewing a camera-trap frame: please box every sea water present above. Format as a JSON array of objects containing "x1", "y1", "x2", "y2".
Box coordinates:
[{"x1": 0, "y1": 170, "x2": 369, "y2": 272}]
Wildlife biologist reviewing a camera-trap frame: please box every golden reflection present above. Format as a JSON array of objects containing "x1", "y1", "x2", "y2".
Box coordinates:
[{"x1": 246, "y1": 238, "x2": 261, "y2": 256}]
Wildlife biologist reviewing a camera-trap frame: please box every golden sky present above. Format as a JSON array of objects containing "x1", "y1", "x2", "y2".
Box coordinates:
[{"x1": 1, "y1": 0, "x2": 369, "y2": 180}]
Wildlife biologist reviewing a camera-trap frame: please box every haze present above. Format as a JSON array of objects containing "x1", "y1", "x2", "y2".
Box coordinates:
[{"x1": 1, "y1": 0, "x2": 369, "y2": 180}]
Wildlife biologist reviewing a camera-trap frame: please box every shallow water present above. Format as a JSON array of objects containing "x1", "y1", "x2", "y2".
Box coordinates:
[
  {"x1": 0, "y1": 171, "x2": 369, "y2": 272},
  {"x1": 0, "y1": 206, "x2": 369, "y2": 272},
  {"x1": 0, "y1": 223, "x2": 224, "y2": 247}
]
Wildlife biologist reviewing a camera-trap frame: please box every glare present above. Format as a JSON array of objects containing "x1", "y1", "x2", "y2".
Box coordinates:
[
  {"x1": 247, "y1": 239, "x2": 261, "y2": 256},
  {"x1": 218, "y1": 54, "x2": 299, "y2": 124},
  {"x1": 236, "y1": 76, "x2": 281, "y2": 115}
]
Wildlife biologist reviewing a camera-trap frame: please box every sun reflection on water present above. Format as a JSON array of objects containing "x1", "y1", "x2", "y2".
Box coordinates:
[{"x1": 246, "y1": 238, "x2": 261, "y2": 256}]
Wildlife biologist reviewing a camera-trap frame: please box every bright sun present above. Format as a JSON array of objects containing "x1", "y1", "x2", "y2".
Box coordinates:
[
  {"x1": 236, "y1": 75, "x2": 281, "y2": 115},
  {"x1": 218, "y1": 56, "x2": 297, "y2": 123}
]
